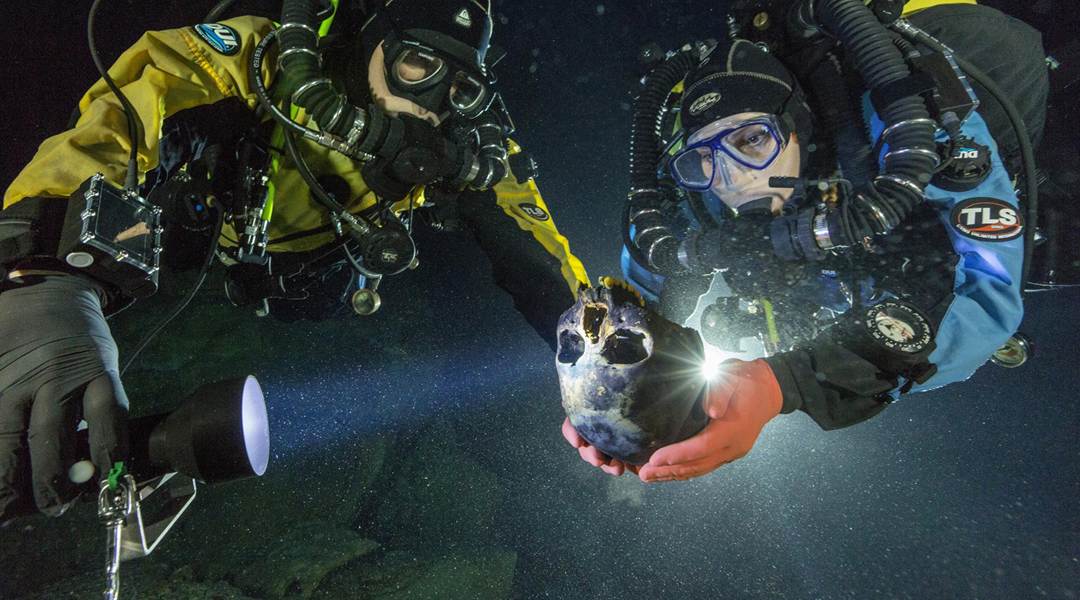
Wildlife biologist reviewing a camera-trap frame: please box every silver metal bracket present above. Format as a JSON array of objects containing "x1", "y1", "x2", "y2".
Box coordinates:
[{"x1": 97, "y1": 473, "x2": 198, "y2": 600}]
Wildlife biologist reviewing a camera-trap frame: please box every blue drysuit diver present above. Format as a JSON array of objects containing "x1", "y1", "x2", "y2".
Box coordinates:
[{"x1": 557, "y1": 0, "x2": 1048, "y2": 481}]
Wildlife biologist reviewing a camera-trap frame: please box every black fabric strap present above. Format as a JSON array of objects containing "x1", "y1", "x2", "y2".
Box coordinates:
[
  {"x1": 455, "y1": 188, "x2": 577, "y2": 352},
  {"x1": 0, "y1": 197, "x2": 69, "y2": 264},
  {"x1": 869, "y1": 71, "x2": 937, "y2": 117}
]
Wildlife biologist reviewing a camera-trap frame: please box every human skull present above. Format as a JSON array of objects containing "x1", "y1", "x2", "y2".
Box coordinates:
[{"x1": 556, "y1": 280, "x2": 709, "y2": 465}]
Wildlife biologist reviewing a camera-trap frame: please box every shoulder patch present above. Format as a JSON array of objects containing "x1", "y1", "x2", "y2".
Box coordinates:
[
  {"x1": 519, "y1": 203, "x2": 550, "y2": 221},
  {"x1": 864, "y1": 300, "x2": 933, "y2": 355},
  {"x1": 950, "y1": 197, "x2": 1023, "y2": 242},
  {"x1": 193, "y1": 23, "x2": 241, "y2": 56}
]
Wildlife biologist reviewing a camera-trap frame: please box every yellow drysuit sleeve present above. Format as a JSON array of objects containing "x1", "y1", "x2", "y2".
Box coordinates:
[{"x1": 3, "y1": 17, "x2": 274, "y2": 208}]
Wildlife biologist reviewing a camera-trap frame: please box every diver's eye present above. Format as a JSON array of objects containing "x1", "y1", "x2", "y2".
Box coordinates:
[
  {"x1": 601, "y1": 329, "x2": 648, "y2": 365},
  {"x1": 695, "y1": 149, "x2": 714, "y2": 173},
  {"x1": 727, "y1": 124, "x2": 778, "y2": 163},
  {"x1": 737, "y1": 126, "x2": 770, "y2": 148},
  {"x1": 557, "y1": 330, "x2": 586, "y2": 365}
]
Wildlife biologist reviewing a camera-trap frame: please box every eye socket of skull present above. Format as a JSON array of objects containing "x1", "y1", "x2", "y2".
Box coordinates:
[
  {"x1": 557, "y1": 330, "x2": 586, "y2": 365},
  {"x1": 600, "y1": 328, "x2": 649, "y2": 365}
]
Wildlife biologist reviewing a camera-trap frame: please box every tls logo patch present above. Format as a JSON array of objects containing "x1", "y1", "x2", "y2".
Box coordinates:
[
  {"x1": 193, "y1": 23, "x2": 241, "y2": 56},
  {"x1": 950, "y1": 197, "x2": 1023, "y2": 242},
  {"x1": 519, "y1": 203, "x2": 550, "y2": 221}
]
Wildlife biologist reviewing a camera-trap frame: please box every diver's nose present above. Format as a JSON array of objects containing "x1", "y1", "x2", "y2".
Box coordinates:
[
  {"x1": 729, "y1": 162, "x2": 759, "y2": 187},
  {"x1": 716, "y1": 159, "x2": 755, "y2": 192}
]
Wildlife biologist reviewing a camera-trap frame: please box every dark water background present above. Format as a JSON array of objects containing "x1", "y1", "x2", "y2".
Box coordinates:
[{"x1": 1, "y1": 1, "x2": 1078, "y2": 598}]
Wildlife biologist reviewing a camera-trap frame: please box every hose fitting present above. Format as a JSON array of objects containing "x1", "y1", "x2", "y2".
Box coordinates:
[
  {"x1": 278, "y1": 0, "x2": 370, "y2": 157},
  {"x1": 772, "y1": 0, "x2": 940, "y2": 261}
]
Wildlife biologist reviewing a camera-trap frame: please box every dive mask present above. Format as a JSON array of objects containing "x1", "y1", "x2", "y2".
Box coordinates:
[
  {"x1": 670, "y1": 114, "x2": 789, "y2": 192},
  {"x1": 383, "y1": 33, "x2": 492, "y2": 120}
]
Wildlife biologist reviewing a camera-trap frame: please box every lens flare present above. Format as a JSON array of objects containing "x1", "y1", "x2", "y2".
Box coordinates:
[{"x1": 700, "y1": 342, "x2": 742, "y2": 380}]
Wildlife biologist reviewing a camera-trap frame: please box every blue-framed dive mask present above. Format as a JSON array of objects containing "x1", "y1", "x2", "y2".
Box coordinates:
[{"x1": 669, "y1": 114, "x2": 788, "y2": 192}]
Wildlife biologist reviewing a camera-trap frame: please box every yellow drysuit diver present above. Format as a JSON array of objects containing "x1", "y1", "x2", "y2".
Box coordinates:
[{"x1": 0, "y1": 0, "x2": 588, "y2": 517}]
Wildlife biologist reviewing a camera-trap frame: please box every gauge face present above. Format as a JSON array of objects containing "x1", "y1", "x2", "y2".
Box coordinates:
[
  {"x1": 863, "y1": 301, "x2": 933, "y2": 354},
  {"x1": 990, "y1": 335, "x2": 1030, "y2": 368}
]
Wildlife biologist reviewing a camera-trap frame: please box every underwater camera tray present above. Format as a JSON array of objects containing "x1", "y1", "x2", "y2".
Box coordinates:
[{"x1": 58, "y1": 173, "x2": 162, "y2": 298}]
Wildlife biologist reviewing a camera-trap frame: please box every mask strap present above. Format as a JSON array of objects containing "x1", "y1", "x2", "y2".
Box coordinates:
[{"x1": 775, "y1": 83, "x2": 802, "y2": 145}]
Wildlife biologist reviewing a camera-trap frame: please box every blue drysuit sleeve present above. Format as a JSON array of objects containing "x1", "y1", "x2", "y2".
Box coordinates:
[
  {"x1": 764, "y1": 109, "x2": 1025, "y2": 429},
  {"x1": 876, "y1": 112, "x2": 1025, "y2": 393}
]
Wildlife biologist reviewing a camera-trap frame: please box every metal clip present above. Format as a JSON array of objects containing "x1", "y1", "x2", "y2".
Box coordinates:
[{"x1": 98, "y1": 474, "x2": 136, "y2": 600}]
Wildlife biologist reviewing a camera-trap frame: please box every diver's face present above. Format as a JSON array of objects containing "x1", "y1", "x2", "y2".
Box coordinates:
[
  {"x1": 688, "y1": 111, "x2": 801, "y2": 215},
  {"x1": 368, "y1": 42, "x2": 442, "y2": 126}
]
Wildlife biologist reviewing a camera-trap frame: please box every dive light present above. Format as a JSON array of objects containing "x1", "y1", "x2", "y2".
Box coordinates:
[
  {"x1": 2, "y1": 375, "x2": 271, "y2": 521},
  {"x1": 93, "y1": 376, "x2": 268, "y2": 600},
  {"x1": 126, "y1": 375, "x2": 270, "y2": 483}
]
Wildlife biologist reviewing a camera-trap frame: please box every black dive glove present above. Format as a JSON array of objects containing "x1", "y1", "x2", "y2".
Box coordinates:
[
  {"x1": 362, "y1": 115, "x2": 461, "y2": 199},
  {"x1": 0, "y1": 273, "x2": 129, "y2": 518}
]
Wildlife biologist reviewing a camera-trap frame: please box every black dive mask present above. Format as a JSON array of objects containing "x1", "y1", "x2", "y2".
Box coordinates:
[{"x1": 382, "y1": 31, "x2": 494, "y2": 121}]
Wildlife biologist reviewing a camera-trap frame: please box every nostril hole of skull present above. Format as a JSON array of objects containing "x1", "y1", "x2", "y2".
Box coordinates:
[
  {"x1": 557, "y1": 330, "x2": 586, "y2": 365},
  {"x1": 601, "y1": 329, "x2": 648, "y2": 365},
  {"x1": 582, "y1": 304, "x2": 608, "y2": 343}
]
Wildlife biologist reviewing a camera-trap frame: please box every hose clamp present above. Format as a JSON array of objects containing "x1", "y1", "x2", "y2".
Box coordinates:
[
  {"x1": 883, "y1": 147, "x2": 941, "y2": 168},
  {"x1": 634, "y1": 225, "x2": 668, "y2": 241},
  {"x1": 481, "y1": 169, "x2": 498, "y2": 190},
  {"x1": 291, "y1": 78, "x2": 334, "y2": 106},
  {"x1": 461, "y1": 155, "x2": 480, "y2": 184},
  {"x1": 859, "y1": 193, "x2": 897, "y2": 235},
  {"x1": 880, "y1": 118, "x2": 937, "y2": 142},
  {"x1": 627, "y1": 188, "x2": 661, "y2": 200},
  {"x1": 644, "y1": 234, "x2": 677, "y2": 270},
  {"x1": 480, "y1": 143, "x2": 509, "y2": 160},
  {"x1": 813, "y1": 212, "x2": 835, "y2": 250},
  {"x1": 323, "y1": 100, "x2": 346, "y2": 131},
  {"x1": 874, "y1": 174, "x2": 925, "y2": 198},
  {"x1": 277, "y1": 22, "x2": 319, "y2": 39},
  {"x1": 630, "y1": 207, "x2": 663, "y2": 221},
  {"x1": 279, "y1": 47, "x2": 321, "y2": 65},
  {"x1": 496, "y1": 154, "x2": 512, "y2": 181}
]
